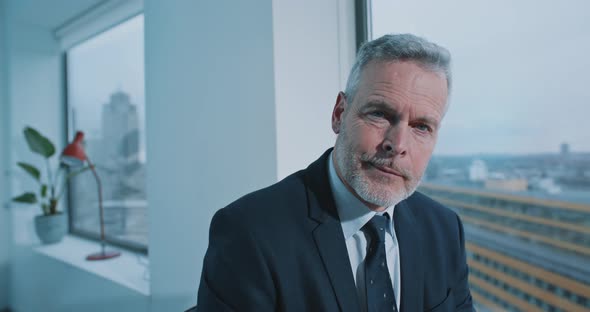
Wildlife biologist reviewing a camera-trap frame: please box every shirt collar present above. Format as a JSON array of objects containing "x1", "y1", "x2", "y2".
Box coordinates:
[{"x1": 328, "y1": 151, "x2": 396, "y2": 240}]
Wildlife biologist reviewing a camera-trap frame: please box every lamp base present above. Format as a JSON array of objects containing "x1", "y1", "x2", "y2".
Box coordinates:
[{"x1": 86, "y1": 250, "x2": 121, "y2": 261}]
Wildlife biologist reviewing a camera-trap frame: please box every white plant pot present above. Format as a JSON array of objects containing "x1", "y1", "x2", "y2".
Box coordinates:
[{"x1": 34, "y1": 213, "x2": 67, "y2": 244}]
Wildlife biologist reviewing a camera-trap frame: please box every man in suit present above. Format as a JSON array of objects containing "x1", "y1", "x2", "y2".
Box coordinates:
[{"x1": 190, "y1": 34, "x2": 474, "y2": 312}]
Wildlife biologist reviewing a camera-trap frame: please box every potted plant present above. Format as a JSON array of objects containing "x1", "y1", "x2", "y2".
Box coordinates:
[{"x1": 12, "y1": 127, "x2": 88, "y2": 244}]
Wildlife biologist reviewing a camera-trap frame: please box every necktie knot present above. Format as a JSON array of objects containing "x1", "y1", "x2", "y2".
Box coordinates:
[{"x1": 364, "y1": 214, "x2": 389, "y2": 243}]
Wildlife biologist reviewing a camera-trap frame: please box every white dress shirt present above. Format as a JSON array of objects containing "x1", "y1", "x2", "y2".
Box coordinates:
[{"x1": 328, "y1": 152, "x2": 401, "y2": 311}]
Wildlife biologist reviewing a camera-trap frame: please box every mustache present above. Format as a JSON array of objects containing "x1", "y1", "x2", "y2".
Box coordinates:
[{"x1": 360, "y1": 154, "x2": 412, "y2": 180}]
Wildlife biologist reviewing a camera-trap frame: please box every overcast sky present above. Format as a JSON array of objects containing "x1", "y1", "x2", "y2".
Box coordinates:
[
  {"x1": 372, "y1": 0, "x2": 590, "y2": 156},
  {"x1": 67, "y1": 14, "x2": 144, "y2": 140}
]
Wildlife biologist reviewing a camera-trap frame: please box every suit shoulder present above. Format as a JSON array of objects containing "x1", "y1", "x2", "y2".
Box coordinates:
[
  {"x1": 405, "y1": 190, "x2": 460, "y2": 225},
  {"x1": 404, "y1": 191, "x2": 467, "y2": 259},
  {"x1": 217, "y1": 169, "x2": 308, "y2": 222}
]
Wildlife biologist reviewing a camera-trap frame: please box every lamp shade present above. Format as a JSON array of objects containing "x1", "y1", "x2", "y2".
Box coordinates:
[{"x1": 61, "y1": 131, "x2": 87, "y2": 167}]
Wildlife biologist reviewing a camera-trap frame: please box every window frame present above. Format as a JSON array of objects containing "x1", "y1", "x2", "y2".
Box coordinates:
[
  {"x1": 63, "y1": 12, "x2": 148, "y2": 254},
  {"x1": 355, "y1": 0, "x2": 371, "y2": 51}
]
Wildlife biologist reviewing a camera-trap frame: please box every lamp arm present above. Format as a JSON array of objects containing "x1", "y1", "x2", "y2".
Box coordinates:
[{"x1": 87, "y1": 157, "x2": 106, "y2": 244}]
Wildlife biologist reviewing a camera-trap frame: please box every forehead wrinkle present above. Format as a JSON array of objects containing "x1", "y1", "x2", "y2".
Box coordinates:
[
  {"x1": 361, "y1": 88, "x2": 444, "y2": 129},
  {"x1": 367, "y1": 82, "x2": 443, "y2": 112},
  {"x1": 353, "y1": 61, "x2": 447, "y2": 120}
]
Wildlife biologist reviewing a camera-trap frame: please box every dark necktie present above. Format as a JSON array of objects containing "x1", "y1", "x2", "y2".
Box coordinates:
[{"x1": 364, "y1": 214, "x2": 397, "y2": 312}]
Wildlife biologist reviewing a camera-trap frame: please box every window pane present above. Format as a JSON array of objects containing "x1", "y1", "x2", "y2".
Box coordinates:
[
  {"x1": 66, "y1": 15, "x2": 148, "y2": 248},
  {"x1": 370, "y1": 1, "x2": 590, "y2": 310}
]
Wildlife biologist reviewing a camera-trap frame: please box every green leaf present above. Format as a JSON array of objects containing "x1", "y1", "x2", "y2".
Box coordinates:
[
  {"x1": 23, "y1": 127, "x2": 56, "y2": 158},
  {"x1": 17, "y1": 162, "x2": 41, "y2": 181},
  {"x1": 41, "y1": 184, "x2": 48, "y2": 197},
  {"x1": 12, "y1": 192, "x2": 37, "y2": 204}
]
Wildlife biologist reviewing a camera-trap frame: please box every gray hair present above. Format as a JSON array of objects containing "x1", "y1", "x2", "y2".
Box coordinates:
[{"x1": 344, "y1": 33, "x2": 452, "y2": 102}]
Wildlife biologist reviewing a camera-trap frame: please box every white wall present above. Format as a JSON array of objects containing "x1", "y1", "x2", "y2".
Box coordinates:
[
  {"x1": 0, "y1": 1, "x2": 12, "y2": 309},
  {"x1": 273, "y1": 0, "x2": 356, "y2": 179},
  {"x1": 144, "y1": 1, "x2": 279, "y2": 310}
]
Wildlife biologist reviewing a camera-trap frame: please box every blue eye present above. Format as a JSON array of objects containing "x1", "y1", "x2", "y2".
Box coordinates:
[
  {"x1": 369, "y1": 111, "x2": 385, "y2": 118},
  {"x1": 415, "y1": 124, "x2": 432, "y2": 133}
]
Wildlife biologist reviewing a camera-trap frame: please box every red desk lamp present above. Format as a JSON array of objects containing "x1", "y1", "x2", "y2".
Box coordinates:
[{"x1": 61, "y1": 131, "x2": 121, "y2": 261}]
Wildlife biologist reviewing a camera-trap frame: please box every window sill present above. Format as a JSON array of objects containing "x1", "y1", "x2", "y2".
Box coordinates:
[{"x1": 33, "y1": 235, "x2": 150, "y2": 296}]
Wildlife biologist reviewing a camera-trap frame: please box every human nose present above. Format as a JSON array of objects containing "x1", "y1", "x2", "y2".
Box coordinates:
[{"x1": 382, "y1": 124, "x2": 408, "y2": 157}]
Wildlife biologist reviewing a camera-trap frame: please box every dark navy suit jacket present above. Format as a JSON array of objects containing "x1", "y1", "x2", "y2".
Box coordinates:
[{"x1": 189, "y1": 149, "x2": 474, "y2": 312}]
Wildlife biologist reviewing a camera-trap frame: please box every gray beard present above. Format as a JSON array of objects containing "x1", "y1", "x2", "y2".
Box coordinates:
[
  {"x1": 334, "y1": 140, "x2": 420, "y2": 208},
  {"x1": 347, "y1": 167, "x2": 419, "y2": 208}
]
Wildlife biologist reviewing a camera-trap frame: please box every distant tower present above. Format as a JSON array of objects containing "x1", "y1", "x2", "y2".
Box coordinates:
[
  {"x1": 560, "y1": 142, "x2": 570, "y2": 158},
  {"x1": 469, "y1": 159, "x2": 488, "y2": 182},
  {"x1": 101, "y1": 90, "x2": 139, "y2": 164}
]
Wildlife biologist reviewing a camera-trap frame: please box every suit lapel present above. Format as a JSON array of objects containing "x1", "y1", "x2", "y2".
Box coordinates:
[
  {"x1": 313, "y1": 219, "x2": 361, "y2": 312},
  {"x1": 394, "y1": 200, "x2": 424, "y2": 312},
  {"x1": 305, "y1": 149, "x2": 361, "y2": 312}
]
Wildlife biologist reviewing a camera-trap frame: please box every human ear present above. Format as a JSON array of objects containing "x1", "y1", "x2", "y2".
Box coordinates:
[{"x1": 331, "y1": 92, "x2": 347, "y2": 134}]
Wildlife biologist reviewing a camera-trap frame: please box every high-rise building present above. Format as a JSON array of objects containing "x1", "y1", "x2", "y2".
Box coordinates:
[
  {"x1": 95, "y1": 90, "x2": 147, "y2": 243},
  {"x1": 419, "y1": 183, "x2": 590, "y2": 311},
  {"x1": 469, "y1": 159, "x2": 488, "y2": 182},
  {"x1": 101, "y1": 90, "x2": 140, "y2": 165},
  {"x1": 561, "y1": 143, "x2": 570, "y2": 158}
]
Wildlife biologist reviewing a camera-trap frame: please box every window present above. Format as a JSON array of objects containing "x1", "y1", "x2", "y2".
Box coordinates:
[
  {"x1": 363, "y1": 0, "x2": 590, "y2": 310},
  {"x1": 65, "y1": 14, "x2": 147, "y2": 251}
]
